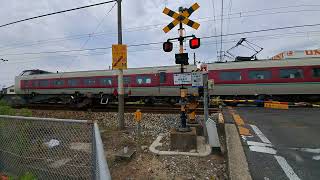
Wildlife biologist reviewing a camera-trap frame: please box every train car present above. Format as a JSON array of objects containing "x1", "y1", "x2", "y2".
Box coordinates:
[
  {"x1": 14, "y1": 65, "x2": 197, "y2": 106},
  {"x1": 207, "y1": 57, "x2": 320, "y2": 102}
]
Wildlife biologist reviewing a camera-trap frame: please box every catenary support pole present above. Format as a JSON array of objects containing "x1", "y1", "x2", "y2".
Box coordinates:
[{"x1": 117, "y1": 0, "x2": 124, "y2": 130}]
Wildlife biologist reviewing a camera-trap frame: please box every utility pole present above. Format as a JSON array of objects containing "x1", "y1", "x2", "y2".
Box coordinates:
[{"x1": 117, "y1": 0, "x2": 124, "y2": 130}]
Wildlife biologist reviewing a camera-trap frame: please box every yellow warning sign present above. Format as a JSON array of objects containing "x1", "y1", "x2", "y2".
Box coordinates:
[{"x1": 112, "y1": 44, "x2": 127, "y2": 70}]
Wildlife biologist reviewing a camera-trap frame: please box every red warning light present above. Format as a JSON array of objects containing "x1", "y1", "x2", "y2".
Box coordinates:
[
  {"x1": 163, "y1": 41, "x2": 173, "y2": 52},
  {"x1": 189, "y1": 37, "x2": 200, "y2": 49}
]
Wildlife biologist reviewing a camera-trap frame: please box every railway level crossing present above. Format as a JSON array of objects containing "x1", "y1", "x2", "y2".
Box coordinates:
[
  {"x1": 161, "y1": 3, "x2": 217, "y2": 152},
  {"x1": 162, "y1": 3, "x2": 201, "y2": 132}
]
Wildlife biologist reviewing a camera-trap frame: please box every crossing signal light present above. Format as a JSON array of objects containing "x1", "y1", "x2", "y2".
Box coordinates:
[
  {"x1": 189, "y1": 37, "x2": 200, "y2": 49},
  {"x1": 175, "y1": 53, "x2": 189, "y2": 65},
  {"x1": 163, "y1": 41, "x2": 173, "y2": 52}
]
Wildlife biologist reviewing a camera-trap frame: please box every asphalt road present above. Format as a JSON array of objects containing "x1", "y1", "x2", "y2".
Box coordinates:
[{"x1": 229, "y1": 107, "x2": 320, "y2": 180}]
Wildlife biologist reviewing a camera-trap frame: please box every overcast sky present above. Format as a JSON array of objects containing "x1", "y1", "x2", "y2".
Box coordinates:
[{"x1": 0, "y1": 0, "x2": 320, "y2": 87}]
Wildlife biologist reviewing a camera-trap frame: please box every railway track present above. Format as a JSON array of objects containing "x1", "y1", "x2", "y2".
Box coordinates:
[{"x1": 15, "y1": 104, "x2": 220, "y2": 114}]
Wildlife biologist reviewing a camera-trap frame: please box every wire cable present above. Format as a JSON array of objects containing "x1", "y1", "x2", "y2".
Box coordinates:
[
  {"x1": 2, "y1": 23, "x2": 320, "y2": 57},
  {"x1": 0, "y1": 0, "x2": 116, "y2": 28},
  {"x1": 1, "y1": 7, "x2": 319, "y2": 52}
]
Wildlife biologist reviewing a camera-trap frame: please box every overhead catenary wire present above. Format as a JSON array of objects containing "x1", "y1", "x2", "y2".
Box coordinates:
[
  {"x1": 5, "y1": 29, "x2": 320, "y2": 65},
  {"x1": 60, "y1": 2, "x2": 117, "y2": 74},
  {"x1": 2, "y1": 22, "x2": 320, "y2": 57},
  {"x1": 0, "y1": 0, "x2": 116, "y2": 28},
  {"x1": 0, "y1": 7, "x2": 320, "y2": 52}
]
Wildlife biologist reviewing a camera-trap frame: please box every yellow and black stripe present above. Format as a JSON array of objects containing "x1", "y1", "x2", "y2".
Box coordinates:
[{"x1": 162, "y1": 3, "x2": 200, "y2": 33}]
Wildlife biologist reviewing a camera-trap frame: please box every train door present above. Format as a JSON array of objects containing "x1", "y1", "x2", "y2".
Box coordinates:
[{"x1": 158, "y1": 71, "x2": 166, "y2": 96}]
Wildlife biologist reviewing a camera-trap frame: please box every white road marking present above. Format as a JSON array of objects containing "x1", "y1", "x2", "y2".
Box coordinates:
[
  {"x1": 241, "y1": 135, "x2": 253, "y2": 142},
  {"x1": 274, "y1": 155, "x2": 301, "y2": 180},
  {"x1": 291, "y1": 148, "x2": 320, "y2": 154},
  {"x1": 247, "y1": 141, "x2": 273, "y2": 147},
  {"x1": 290, "y1": 148, "x2": 320, "y2": 161},
  {"x1": 313, "y1": 155, "x2": 320, "y2": 160},
  {"x1": 248, "y1": 124, "x2": 301, "y2": 180},
  {"x1": 249, "y1": 146, "x2": 277, "y2": 154},
  {"x1": 250, "y1": 124, "x2": 271, "y2": 144}
]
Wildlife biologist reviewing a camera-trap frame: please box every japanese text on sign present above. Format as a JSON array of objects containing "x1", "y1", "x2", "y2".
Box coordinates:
[
  {"x1": 191, "y1": 72, "x2": 203, "y2": 87},
  {"x1": 174, "y1": 73, "x2": 191, "y2": 85}
]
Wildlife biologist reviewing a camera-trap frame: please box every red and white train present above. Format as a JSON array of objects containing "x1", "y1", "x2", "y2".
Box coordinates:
[{"x1": 10, "y1": 57, "x2": 320, "y2": 105}]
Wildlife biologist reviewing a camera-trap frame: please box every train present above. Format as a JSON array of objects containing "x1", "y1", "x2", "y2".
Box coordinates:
[{"x1": 3, "y1": 57, "x2": 320, "y2": 106}]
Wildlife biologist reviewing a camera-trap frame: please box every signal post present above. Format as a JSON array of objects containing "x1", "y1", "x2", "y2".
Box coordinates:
[{"x1": 162, "y1": 3, "x2": 202, "y2": 151}]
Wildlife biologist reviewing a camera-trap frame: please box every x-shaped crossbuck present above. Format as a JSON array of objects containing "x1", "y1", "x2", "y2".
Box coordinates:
[{"x1": 162, "y1": 3, "x2": 200, "y2": 33}]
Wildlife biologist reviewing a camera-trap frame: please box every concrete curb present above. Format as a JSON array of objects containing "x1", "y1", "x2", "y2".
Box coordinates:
[
  {"x1": 225, "y1": 124, "x2": 252, "y2": 180},
  {"x1": 149, "y1": 134, "x2": 212, "y2": 157}
]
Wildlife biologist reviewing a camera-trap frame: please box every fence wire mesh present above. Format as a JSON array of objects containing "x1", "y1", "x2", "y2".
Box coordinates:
[{"x1": 0, "y1": 115, "x2": 110, "y2": 180}]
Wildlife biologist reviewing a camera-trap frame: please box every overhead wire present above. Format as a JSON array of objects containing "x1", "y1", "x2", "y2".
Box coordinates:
[
  {"x1": 5, "y1": 29, "x2": 320, "y2": 65},
  {"x1": 1, "y1": 7, "x2": 320, "y2": 52},
  {"x1": 2, "y1": 22, "x2": 320, "y2": 58},
  {"x1": 60, "y1": 2, "x2": 117, "y2": 75},
  {"x1": 0, "y1": 0, "x2": 116, "y2": 28},
  {"x1": 226, "y1": 4, "x2": 320, "y2": 16}
]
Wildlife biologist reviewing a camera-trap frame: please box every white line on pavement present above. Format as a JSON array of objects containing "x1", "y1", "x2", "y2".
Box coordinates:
[
  {"x1": 247, "y1": 141, "x2": 273, "y2": 147},
  {"x1": 250, "y1": 124, "x2": 271, "y2": 144},
  {"x1": 274, "y1": 155, "x2": 301, "y2": 180},
  {"x1": 248, "y1": 124, "x2": 301, "y2": 180},
  {"x1": 313, "y1": 155, "x2": 320, "y2": 160},
  {"x1": 291, "y1": 148, "x2": 320, "y2": 154},
  {"x1": 249, "y1": 146, "x2": 277, "y2": 154}
]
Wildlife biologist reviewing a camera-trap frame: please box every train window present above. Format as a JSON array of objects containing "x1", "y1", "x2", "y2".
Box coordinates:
[
  {"x1": 31, "y1": 80, "x2": 39, "y2": 87},
  {"x1": 39, "y1": 80, "x2": 49, "y2": 87},
  {"x1": 84, "y1": 79, "x2": 96, "y2": 86},
  {"x1": 53, "y1": 80, "x2": 64, "y2": 86},
  {"x1": 68, "y1": 79, "x2": 79, "y2": 86},
  {"x1": 146, "y1": 77, "x2": 151, "y2": 84},
  {"x1": 100, "y1": 78, "x2": 112, "y2": 86},
  {"x1": 124, "y1": 77, "x2": 131, "y2": 85},
  {"x1": 23, "y1": 80, "x2": 30, "y2": 87},
  {"x1": 219, "y1": 71, "x2": 241, "y2": 81},
  {"x1": 248, "y1": 70, "x2": 272, "y2": 80},
  {"x1": 159, "y1": 72, "x2": 166, "y2": 83},
  {"x1": 136, "y1": 76, "x2": 152, "y2": 84},
  {"x1": 280, "y1": 69, "x2": 303, "y2": 79},
  {"x1": 312, "y1": 68, "x2": 320, "y2": 78}
]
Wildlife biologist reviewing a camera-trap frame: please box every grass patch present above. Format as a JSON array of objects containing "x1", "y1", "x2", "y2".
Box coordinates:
[{"x1": 0, "y1": 100, "x2": 32, "y2": 116}]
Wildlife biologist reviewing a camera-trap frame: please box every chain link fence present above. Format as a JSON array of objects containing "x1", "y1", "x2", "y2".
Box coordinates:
[{"x1": 0, "y1": 115, "x2": 110, "y2": 180}]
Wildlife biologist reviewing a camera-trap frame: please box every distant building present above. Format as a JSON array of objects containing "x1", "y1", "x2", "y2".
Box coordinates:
[{"x1": 1, "y1": 85, "x2": 15, "y2": 95}]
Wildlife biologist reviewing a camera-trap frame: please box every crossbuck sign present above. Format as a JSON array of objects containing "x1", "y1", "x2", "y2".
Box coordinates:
[{"x1": 162, "y1": 3, "x2": 200, "y2": 33}]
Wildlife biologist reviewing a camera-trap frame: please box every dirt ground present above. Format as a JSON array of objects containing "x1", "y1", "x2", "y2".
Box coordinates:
[{"x1": 29, "y1": 110, "x2": 227, "y2": 180}]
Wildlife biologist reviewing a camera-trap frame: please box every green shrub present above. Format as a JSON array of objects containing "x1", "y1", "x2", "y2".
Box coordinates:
[{"x1": 0, "y1": 100, "x2": 32, "y2": 116}]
